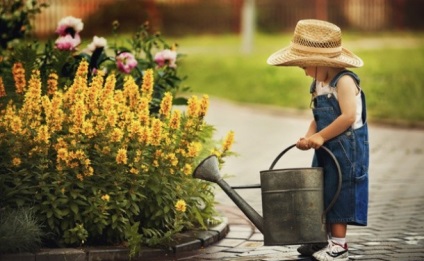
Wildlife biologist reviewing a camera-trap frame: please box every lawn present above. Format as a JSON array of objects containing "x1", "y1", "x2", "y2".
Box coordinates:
[{"x1": 171, "y1": 32, "x2": 424, "y2": 126}]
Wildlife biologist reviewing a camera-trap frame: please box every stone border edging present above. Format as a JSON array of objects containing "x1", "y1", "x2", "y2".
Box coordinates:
[{"x1": 0, "y1": 217, "x2": 229, "y2": 261}]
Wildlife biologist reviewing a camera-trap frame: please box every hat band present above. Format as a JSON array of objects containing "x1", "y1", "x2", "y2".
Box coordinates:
[{"x1": 291, "y1": 42, "x2": 342, "y2": 55}]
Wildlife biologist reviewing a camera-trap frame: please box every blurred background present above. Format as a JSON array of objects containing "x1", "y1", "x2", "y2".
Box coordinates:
[
  {"x1": 33, "y1": 0, "x2": 424, "y2": 37},
  {"x1": 31, "y1": 0, "x2": 424, "y2": 126}
]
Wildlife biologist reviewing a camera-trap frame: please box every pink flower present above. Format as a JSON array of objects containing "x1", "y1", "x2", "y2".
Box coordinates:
[
  {"x1": 55, "y1": 16, "x2": 84, "y2": 36},
  {"x1": 55, "y1": 34, "x2": 81, "y2": 51},
  {"x1": 86, "y1": 36, "x2": 107, "y2": 53},
  {"x1": 154, "y1": 49, "x2": 177, "y2": 68},
  {"x1": 54, "y1": 16, "x2": 83, "y2": 51},
  {"x1": 116, "y1": 52, "x2": 138, "y2": 74}
]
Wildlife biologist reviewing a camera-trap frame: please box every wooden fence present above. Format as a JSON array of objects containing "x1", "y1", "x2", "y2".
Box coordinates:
[
  {"x1": 33, "y1": 0, "x2": 115, "y2": 36},
  {"x1": 33, "y1": 0, "x2": 424, "y2": 37}
]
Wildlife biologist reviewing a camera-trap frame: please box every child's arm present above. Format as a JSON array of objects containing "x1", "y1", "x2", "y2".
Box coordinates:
[
  {"x1": 296, "y1": 119, "x2": 317, "y2": 150},
  {"x1": 307, "y1": 75, "x2": 358, "y2": 149}
]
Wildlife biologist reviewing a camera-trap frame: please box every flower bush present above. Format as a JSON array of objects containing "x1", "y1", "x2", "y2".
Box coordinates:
[
  {"x1": 0, "y1": 59, "x2": 235, "y2": 252},
  {"x1": 0, "y1": 13, "x2": 235, "y2": 255}
]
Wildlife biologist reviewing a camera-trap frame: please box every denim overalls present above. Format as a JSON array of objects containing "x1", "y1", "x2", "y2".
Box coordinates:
[{"x1": 310, "y1": 70, "x2": 369, "y2": 226}]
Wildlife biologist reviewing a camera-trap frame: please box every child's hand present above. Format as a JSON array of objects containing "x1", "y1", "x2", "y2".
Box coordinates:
[
  {"x1": 307, "y1": 133, "x2": 325, "y2": 149},
  {"x1": 296, "y1": 137, "x2": 310, "y2": 150}
]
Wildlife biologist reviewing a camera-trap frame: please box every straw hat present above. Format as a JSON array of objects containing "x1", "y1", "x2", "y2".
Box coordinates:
[{"x1": 267, "y1": 19, "x2": 363, "y2": 68}]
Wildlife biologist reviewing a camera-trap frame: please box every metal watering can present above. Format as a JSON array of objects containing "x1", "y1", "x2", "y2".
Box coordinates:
[{"x1": 192, "y1": 144, "x2": 342, "y2": 246}]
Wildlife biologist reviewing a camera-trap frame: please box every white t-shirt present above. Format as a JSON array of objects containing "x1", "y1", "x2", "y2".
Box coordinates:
[{"x1": 315, "y1": 82, "x2": 364, "y2": 129}]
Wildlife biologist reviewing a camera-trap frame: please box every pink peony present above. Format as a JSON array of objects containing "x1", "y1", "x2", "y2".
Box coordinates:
[
  {"x1": 55, "y1": 16, "x2": 84, "y2": 36},
  {"x1": 55, "y1": 33, "x2": 81, "y2": 51},
  {"x1": 86, "y1": 36, "x2": 107, "y2": 53},
  {"x1": 116, "y1": 52, "x2": 138, "y2": 74},
  {"x1": 154, "y1": 49, "x2": 177, "y2": 68}
]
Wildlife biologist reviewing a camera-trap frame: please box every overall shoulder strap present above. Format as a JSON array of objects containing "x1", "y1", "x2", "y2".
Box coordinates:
[
  {"x1": 309, "y1": 80, "x2": 316, "y2": 94},
  {"x1": 330, "y1": 70, "x2": 367, "y2": 123},
  {"x1": 329, "y1": 70, "x2": 361, "y2": 87}
]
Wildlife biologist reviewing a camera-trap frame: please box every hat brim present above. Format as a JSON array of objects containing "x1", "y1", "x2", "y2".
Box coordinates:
[{"x1": 267, "y1": 46, "x2": 363, "y2": 68}]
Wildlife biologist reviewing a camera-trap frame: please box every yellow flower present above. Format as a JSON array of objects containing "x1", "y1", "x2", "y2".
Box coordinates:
[
  {"x1": 20, "y1": 70, "x2": 42, "y2": 124},
  {"x1": 36, "y1": 125, "x2": 50, "y2": 144},
  {"x1": 159, "y1": 92, "x2": 173, "y2": 118},
  {"x1": 222, "y1": 130, "x2": 235, "y2": 152},
  {"x1": 72, "y1": 149, "x2": 86, "y2": 160},
  {"x1": 211, "y1": 149, "x2": 221, "y2": 158},
  {"x1": 84, "y1": 166, "x2": 94, "y2": 177},
  {"x1": 199, "y1": 95, "x2": 209, "y2": 118},
  {"x1": 182, "y1": 164, "x2": 192, "y2": 176},
  {"x1": 187, "y1": 95, "x2": 199, "y2": 118},
  {"x1": 88, "y1": 75, "x2": 102, "y2": 110},
  {"x1": 110, "y1": 127, "x2": 123, "y2": 142},
  {"x1": 139, "y1": 126, "x2": 150, "y2": 144},
  {"x1": 47, "y1": 72, "x2": 58, "y2": 95},
  {"x1": 41, "y1": 96, "x2": 52, "y2": 119},
  {"x1": 101, "y1": 194, "x2": 110, "y2": 202},
  {"x1": 12, "y1": 62, "x2": 26, "y2": 94},
  {"x1": 150, "y1": 118, "x2": 162, "y2": 146},
  {"x1": 9, "y1": 116, "x2": 22, "y2": 134},
  {"x1": 70, "y1": 100, "x2": 86, "y2": 134},
  {"x1": 187, "y1": 142, "x2": 202, "y2": 158},
  {"x1": 102, "y1": 146, "x2": 111, "y2": 154},
  {"x1": 167, "y1": 153, "x2": 178, "y2": 167},
  {"x1": 130, "y1": 167, "x2": 139, "y2": 175},
  {"x1": 12, "y1": 157, "x2": 22, "y2": 167},
  {"x1": 141, "y1": 69, "x2": 154, "y2": 101},
  {"x1": 129, "y1": 120, "x2": 141, "y2": 139},
  {"x1": 82, "y1": 120, "x2": 95, "y2": 138},
  {"x1": 116, "y1": 148, "x2": 128, "y2": 164},
  {"x1": 136, "y1": 97, "x2": 150, "y2": 126},
  {"x1": 76, "y1": 59, "x2": 89, "y2": 79},
  {"x1": 76, "y1": 173, "x2": 84, "y2": 181},
  {"x1": 175, "y1": 199, "x2": 186, "y2": 212},
  {"x1": 123, "y1": 75, "x2": 140, "y2": 109},
  {"x1": 0, "y1": 77, "x2": 6, "y2": 97},
  {"x1": 153, "y1": 160, "x2": 159, "y2": 167},
  {"x1": 169, "y1": 110, "x2": 181, "y2": 130}
]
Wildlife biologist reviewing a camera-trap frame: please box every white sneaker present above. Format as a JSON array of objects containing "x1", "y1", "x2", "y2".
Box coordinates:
[
  {"x1": 296, "y1": 242, "x2": 328, "y2": 256},
  {"x1": 312, "y1": 240, "x2": 349, "y2": 261}
]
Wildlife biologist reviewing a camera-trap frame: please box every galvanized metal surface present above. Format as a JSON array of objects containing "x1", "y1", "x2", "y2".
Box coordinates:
[
  {"x1": 193, "y1": 142, "x2": 344, "y2": 246},
  {"x1": 260, "y1": 167, "x2": 327, "y2": 245}
]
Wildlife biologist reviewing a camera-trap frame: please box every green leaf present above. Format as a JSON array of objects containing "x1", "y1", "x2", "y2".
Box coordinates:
[
  {"x1": 70, "y1": 203, "x2": 78, "y2": 215},
  {"x1": 163, "y1": 205, "x2": 170, "y2": 214},
  {"x1": 112, "y1": 214, "x2": 118, "y2": 224},
  {"x1": 46, "y1": 210, "x2": 53, "y2": 218}
]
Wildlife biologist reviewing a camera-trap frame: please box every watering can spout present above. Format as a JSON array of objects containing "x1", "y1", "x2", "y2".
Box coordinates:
[{"x1": 193, "y1": 155, "x2": 264, "y2": 233}]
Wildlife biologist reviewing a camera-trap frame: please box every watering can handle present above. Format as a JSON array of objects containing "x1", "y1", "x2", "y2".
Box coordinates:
[{"x1": 268, "y1": 144, "x2": 342, "y2": 223}]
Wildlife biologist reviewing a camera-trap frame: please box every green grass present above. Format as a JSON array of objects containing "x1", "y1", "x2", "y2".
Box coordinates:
[{"x1": 171, "y1": 32, "x2": 424, "y2": 126}]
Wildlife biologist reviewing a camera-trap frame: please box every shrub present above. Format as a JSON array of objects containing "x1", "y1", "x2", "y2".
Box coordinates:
[
  {"x1": 0, "y1": 12, "x2": 235, "y2": 255},
  {"x1": 0, "y1": 207, "x2": 44, "y2": 253},
  {"x1": 0, "y1": 60, "x2": 234, "y2": 252}
]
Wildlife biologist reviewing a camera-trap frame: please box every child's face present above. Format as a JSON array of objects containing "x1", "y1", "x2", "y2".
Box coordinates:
[
  {"x1": 300, "y1": 66, "x2": 316, "y2": 78},
  {"x1": 300, "y1": 66, "x2": 328, "y2": 82}
]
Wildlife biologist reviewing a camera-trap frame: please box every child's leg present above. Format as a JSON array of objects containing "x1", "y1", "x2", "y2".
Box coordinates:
[
  {"x1": 330, "y1": 223, "x2": 347, "y2": 247},
  {"x1": 331, "y1": 223, "x2": 347, "y2": 238}
]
